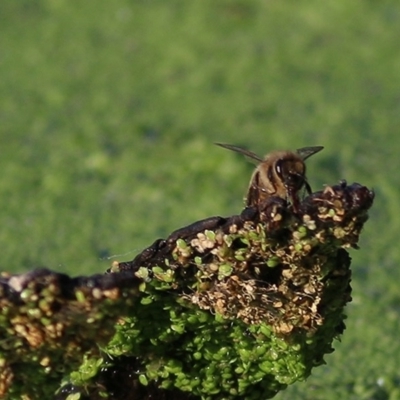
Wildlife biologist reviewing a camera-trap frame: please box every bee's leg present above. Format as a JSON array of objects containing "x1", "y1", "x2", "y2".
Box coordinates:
[
  {"x1": 287, "y1": 185, "x2": 301, "y2": 214},
  {"x1": 258, "y1": 196, "x2": 288, "y2": 231},
  {"x1": 303, "y1": 180, "x2": 312, "y2": 195}
]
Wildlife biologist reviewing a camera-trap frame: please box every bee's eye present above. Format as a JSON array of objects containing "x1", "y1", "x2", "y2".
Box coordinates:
[
  {"x1": 275, "y1": 160, "x2": 283, "y2": 177},
  {"x1": 275, "y1": 159, "x2": 288, "y2": 180}
]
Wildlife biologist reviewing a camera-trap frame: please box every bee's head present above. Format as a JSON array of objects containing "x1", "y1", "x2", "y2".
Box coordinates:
[{"x1": 275, "y1": 157, "x2": 307, "y2": 192}]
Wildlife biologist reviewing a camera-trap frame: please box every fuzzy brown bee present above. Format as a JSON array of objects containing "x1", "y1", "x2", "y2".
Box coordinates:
[{"x1": 216, "y1": 143, "x2": 323, "y2": 212}]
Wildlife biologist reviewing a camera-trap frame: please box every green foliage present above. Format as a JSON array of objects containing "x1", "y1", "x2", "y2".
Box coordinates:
[{"x1": 0, "y1": 0, "x2": 399, "y2": 398}]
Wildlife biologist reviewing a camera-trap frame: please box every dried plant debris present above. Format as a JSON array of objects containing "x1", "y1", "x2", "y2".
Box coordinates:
[{"x1": 0, "y1": 181, "x2": 373, "y2": 399}]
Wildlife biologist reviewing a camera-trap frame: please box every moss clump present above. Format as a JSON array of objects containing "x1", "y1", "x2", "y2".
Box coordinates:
[{"x1": 0, "y1": 182, "x2": 373, "y2": 399}]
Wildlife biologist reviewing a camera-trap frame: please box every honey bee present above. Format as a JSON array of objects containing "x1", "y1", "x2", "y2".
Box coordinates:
[{"x1": 216, "y1": 143, "x2": 323, "y2": 212}]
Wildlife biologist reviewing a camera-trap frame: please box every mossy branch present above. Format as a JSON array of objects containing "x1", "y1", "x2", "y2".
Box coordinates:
[{"x1": 0, "y1": 182, "x2": 374, "y2": 400}]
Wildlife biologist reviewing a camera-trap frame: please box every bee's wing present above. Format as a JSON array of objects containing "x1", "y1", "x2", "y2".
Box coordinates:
[
  {"x1": 215, "y1": 143, "x2": 263, "y2": 163},
  {"x1": 296, "y1": 146, "x2": 324, "y2": 161}
]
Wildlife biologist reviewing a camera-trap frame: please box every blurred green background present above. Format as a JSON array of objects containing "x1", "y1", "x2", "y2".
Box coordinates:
[{"x1": 1, "y1": 1, "x2": 399, "y2": 398}]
